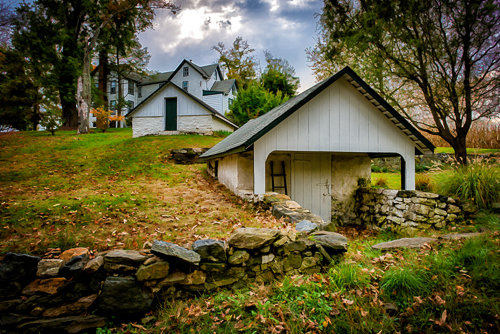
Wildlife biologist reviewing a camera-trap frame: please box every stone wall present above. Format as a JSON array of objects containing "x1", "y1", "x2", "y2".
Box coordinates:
[
  {"x1": 356, "y1": 188, "x2": 464, "y2": 233},
  {"x1": 0, "y1": 227, "x2": 347, "y2": 333}
]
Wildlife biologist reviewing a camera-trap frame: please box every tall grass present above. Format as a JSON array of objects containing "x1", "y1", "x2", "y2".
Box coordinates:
[
  {"x1": 381, "y1": 265, "x2": 430, "y2": 307},
  {"x1": 437, "y1": 161, "x2": 499, "y2": 209}
]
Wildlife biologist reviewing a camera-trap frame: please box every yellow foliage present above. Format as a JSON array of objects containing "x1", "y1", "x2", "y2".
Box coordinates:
[{"x1": 91, "y1": 107, "x2": 123, "y2": 132}]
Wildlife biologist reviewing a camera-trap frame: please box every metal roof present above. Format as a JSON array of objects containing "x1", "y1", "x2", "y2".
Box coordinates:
[{"x1": 200, "y1": 66, "x2": 434, "y2": 160}]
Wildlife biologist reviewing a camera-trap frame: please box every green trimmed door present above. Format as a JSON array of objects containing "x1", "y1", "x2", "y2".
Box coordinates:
[{"x1": 165, "y1": 98, "x2": 177, "y2": 131}]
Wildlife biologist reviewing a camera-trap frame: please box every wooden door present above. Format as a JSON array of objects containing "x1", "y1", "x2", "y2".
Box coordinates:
[
  {"x1": 291, "y1": 153, "x2": 331, "y2": 222},
  {"x1": 165, "y1": 98, "x2": 177, "y2": 131}
]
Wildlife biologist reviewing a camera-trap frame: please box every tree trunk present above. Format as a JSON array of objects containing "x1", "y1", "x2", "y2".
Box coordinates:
[
  {"x1": 98, "y1": 49, "x2": 109, "y2": 109},
  {"x1": 31, "y1": 103, "x2": 41, "y2": 131},
  {"x1": 77, "y1": 52, "x2": 91, "y2": 134},
  {"x1": 116, "y1": 51, "x2": 123, "y2": 128},
  {"x1": 452, "y1": 136, "x2": 468, "y2": 165}
]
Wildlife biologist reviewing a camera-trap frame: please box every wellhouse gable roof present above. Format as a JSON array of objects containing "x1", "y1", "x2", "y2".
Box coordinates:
[{"x1": 200, "y1": 66, "x2": 434, "y2": 160}]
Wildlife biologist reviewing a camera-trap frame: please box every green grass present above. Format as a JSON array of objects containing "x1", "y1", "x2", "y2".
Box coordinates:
[
  {"x1": 129, "y1": 234, "x2": 500, "y2": 334},
  {"x1": 371, "y1": 172, "x2": 401, "y2": 189},
  {"x1": 0, "y1": 129, "x2": 282, "y2": 255},
  {"x1": 434, "y1": 147, "x2": 500, "y2": 154}
]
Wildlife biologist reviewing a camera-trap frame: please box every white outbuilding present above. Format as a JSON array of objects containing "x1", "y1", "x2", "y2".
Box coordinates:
[
  {"x1": 200, "y1": 67, "x2": 434, "y2": 224},
  {"x1": 126, "y1": 60, "x2": 238, "y2": 137}
]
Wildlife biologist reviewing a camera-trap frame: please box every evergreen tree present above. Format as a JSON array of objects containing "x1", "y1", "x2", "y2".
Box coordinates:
[
  {"x1": 261, "y1": 51, "x2": 299, "y2": 97},
  {"x1": 227, "y1": 82, "x2": 288, "y2": 126}
]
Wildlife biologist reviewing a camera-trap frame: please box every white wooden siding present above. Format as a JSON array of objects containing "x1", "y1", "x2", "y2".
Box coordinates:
[
  {"x1": 132, "y1": 85, "x2": 211, "y2": 117},
  {"x1": 254, "y1": 78, "x2": 416, "y2": 193},
  {"x1": 202, "y1": 94, "x2": 224, "y2": 114},
  {"x1": 170, "y1": 64, "x2": 205, "y2": 99}
]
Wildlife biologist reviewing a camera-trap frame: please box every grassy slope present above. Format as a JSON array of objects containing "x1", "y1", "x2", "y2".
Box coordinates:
[{"x1": 0, "y1": 129, "x2": 283, "y2": 255}]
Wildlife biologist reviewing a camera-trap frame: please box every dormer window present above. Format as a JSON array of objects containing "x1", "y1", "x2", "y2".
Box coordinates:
[
  {"x1": 182, "y1": 81, "x2": 188, "y2": 92},
  {"x1": 183, "y1": 67, "x2": 189, "y2": 77}
]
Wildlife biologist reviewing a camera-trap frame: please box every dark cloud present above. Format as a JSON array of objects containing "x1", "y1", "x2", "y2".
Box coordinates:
[{"x1": 139, "y1": 0, "x2": 323, "y2": 90}]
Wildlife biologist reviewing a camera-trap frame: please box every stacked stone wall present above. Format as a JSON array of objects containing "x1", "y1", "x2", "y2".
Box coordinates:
[
  {"x1": 356, "y1": 188, "x2": 464, "y2": 233},
  {"x1": 0, "y1": 227, "x2": 347, "y2": 333}
]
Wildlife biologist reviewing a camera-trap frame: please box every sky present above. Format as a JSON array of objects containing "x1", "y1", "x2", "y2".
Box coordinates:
[{"x1": 138, "y1": 0, "x2": 324, "y2": 92}]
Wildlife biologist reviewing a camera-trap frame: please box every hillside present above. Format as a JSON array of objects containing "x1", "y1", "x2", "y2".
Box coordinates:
[{"x1": 0, "y1": 129, "x2": 281, "y2": 255}]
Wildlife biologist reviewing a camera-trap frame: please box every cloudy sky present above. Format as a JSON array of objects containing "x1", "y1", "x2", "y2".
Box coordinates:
[{"x1": 138, "y1": 0, "x2": 324, "y2": 91}]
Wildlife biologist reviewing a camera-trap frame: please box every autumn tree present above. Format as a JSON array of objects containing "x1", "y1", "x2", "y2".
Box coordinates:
[
  {"x1": 308, "y1": 0, "x2": 500, "y2": 164},
  {"x1": 76, "y1": 0, "x2": 178, "y2": 134},
  {"x1": 213, "y1": 36, "x2": 257, "y2": 89},
  {"x1": 261, "y1": 51, "x2": 299, "y2": 97}
]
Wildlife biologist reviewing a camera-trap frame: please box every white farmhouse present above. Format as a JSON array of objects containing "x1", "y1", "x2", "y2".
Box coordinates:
[
  {"x1": 200, "y1": 67, "x2": 434, "y2": 224},
  {"x1": 126, "y1": 59, "x2": 238, "y2": 137}
]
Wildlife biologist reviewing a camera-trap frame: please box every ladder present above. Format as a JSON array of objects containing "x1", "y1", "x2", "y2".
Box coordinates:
[{"x1": 270, "y1": 161, "x2": 288, "y2": 195}]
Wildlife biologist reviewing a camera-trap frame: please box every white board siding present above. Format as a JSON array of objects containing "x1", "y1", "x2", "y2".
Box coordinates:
[
  {"x1": 170, "y1": 64, "x2": 205, "y2": 99},
  {"x1": 133, "y1": 86, "x2": 212, "y2": 118},
  {"x1": 212, "y1": 116, "x2": 236, "y2": 132},
  {"x1": 202, "y1": 94, "x2": 224, "y2": 114},
  {"x1": 254, "y1": 78, "x2": 416, "y2": 194}
]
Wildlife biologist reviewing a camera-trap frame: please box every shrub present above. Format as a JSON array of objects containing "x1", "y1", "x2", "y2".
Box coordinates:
[
  {"x1": 91, "y1": 107, "x2": 125, "y2": 133},
  {"x1": 415, "y1": 173, "x2": 433, "y2": 192},
  {"x1": 371, "y1": 164, "x2": 382, "y2": 172},
  {"x1": 381, "y1": 266, "x2": 430, "y2": 307},
  {"x1": 437, "y1": 161, "x2": 499, "y2": 209},
  {"x1": 374, "y1": 176, "x2": 388, "y2": 188}
]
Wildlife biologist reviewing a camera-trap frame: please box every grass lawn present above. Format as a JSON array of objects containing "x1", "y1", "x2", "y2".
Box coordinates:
[
  {"x1": 109, "y1": 231, "x2": 500, "y2": 333},
  {"x1": 435, "y1": 147, "x2": 500, "y2": 154},
  {"x1": 2, "y1": 129, "x2": 499, "y2": 333},
  {"x1": 0, "y1": 129, "x2": 284, "y2": 255}
]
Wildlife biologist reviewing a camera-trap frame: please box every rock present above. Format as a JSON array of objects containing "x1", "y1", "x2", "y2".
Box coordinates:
[
  {"x1": 0, "y1": 253, "x2": 40, "y2": 282},
  {"x1": 60, "y1": 254, "x2": 88, "y2": 276},
  {"x1": 151, "y1": 240, "x2": 200, "y2": 265},
  {"x1": 283, "y1": 253, "x2": 302, "y2": 271},
  {"x1": 59, "y1": 248, "x2": 90, "y2": 262},
  {"x1": 179, "y1": 270, "x2": 206, "y2": 285},
  {"x1": 104, "y1": 249, "x2": 147, "y2": 265},
  {"x1": 200, "y1": 263, "x2": 226, "y2": 272},
  {"x1": 228, "y1": 250, "x2": 250, "y2": 265},
  {"x1": 372, "y1": 237, "x2": 437, "y2": 250},
  {"x1": 300, "y1": 256, "x2": 319, "y2": 270},
  {"x1": 192, "y1": 239, "x2": 227, "y2": 262},
  {"x1": 262, "y1": 254, "x2": 275, "y2": 264},
  {"x1": 0, "y1": 299, "x2": 22, "y2": 312},
  {"x1": 295, "y1": 220, "x2": 318, "y2": 233},
  {"x1": 136, "y1": 260, "x2": 170, "y2": 281},
  {"x1": 284, "y1": 240, "x2": 307, "y2": 253},
  {"x1": 159, "y1": 272, "x2": 187, "y2": 285},
  {"x1": 170, "y1": 147, "x2": 209, "y2": 164},
  {"x1": 83, "y1": 256, "x2": 104, "y2": 273},
  {"x1": 318, "y1": 221, "x2": 337, "y2": 232},
  {"x1": 22, "y1": 277, "x2": 67, "y2": 295},
  {"x1": 228, "y1": 228, "x2": 281, "y2": 249},
  {"x1": 311, "y1": 231, "x2": 348, "y2": 252},
  {"x1": 96, "y1": 276, "x2": 153, "y2": 318},
  {"x1": 37, "y1": 259, "x2": 64, "y2": 277},
  {"x1": 17, "y1": 315, "x2": 106, "y2": 334},
  {"x1": 0, "y1": 282, "x2": 22, "y2": 299},
  {"x1": 42, "y1": 294, "x2": 97, "y2": 317}
]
